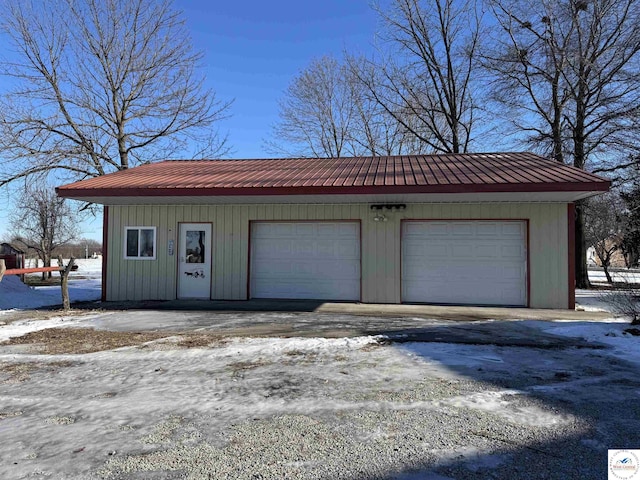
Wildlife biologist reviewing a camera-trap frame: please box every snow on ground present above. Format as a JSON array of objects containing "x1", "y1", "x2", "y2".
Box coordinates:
[
  {"x1": 0, "y1": 262, "x2": 639, "y2": 478},
  {"x1": 0, "y1": 258, "x2": 101, "y2": 311},
  {"x1": 0, "y1": 310, "x2": 638, "y2": 479},
  {"x1": 574, "y1": 288, "x2": 615, "y2": 312},
  {"x1": 589, "y1": 268, "x2": 640, "y2": 284},
  {"x1": 526, "y1": 317, "x2": 640, "y2": 366},
  {"x1": 0, "y1": 315, "x2": 97, "y2": 342}
]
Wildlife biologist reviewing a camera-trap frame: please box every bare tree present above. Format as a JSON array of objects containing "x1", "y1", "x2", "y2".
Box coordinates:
[
  {"x1": 267, "y1": 56, "x2": 357, "y2": 158},
  {"x1": 268, "y1": 54, "x2": 446, "y2": 158},
  {"x1": 351, "y1": 0, "x2": 482, "y2": 154},
  {"x1": 584, "y1": 193, "x2": 624, "y2": 283},
  {"x1": 0, "y1": 0, "x2": 232, "y2": 187},
  {"x1": 347, "y1": 55, "x2": 436, "y2": 156},
  {"x1": 485, "y1": 0, "x2": 640, "y2": 288},
  {"x1": 10, "y1": 187, "x2": 78, "y2": 279},
  {"x1": 620, "y1": 180, "x2": 640, "y2": 268}
]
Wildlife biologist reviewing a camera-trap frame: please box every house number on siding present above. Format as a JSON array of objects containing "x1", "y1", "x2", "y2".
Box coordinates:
[{"x1": 168, "y1": 240, "x2": 174, "y2": 256}]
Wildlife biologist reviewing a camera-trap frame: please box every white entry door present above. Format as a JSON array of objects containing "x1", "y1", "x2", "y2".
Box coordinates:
[
  {"x1": 178, "y1": 223, "x2": 212, "y2": 299},
  {"x1": 402, "y1": 220, "x2": 527, "y2": 306},
  {"x1": 250, "y1": 222, "x2": 360, "y2": 300}
]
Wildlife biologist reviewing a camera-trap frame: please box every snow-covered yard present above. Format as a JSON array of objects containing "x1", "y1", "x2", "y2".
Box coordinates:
[
  {"x1": 0, "y1": 258, "x2": 101, "y2": 311},
  {"x1": 0, "y1": 307, "x2": 639, "y2": 479},
  {"x1": 0, "y1": 263, "x2": 639, "y2": 479}
]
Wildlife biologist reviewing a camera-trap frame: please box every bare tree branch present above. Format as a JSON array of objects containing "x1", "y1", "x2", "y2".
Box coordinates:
[{"x1": 0, "y1": 0, "x2": 232, "y2": 187}]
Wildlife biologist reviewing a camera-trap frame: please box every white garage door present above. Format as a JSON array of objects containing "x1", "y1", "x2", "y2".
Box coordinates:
[
  {"x1": 402, "y1": 221, "x2": 527, "y2": 306},
  {"x1": 250, "y1": 222, "x2": 360, "y2": 300}
]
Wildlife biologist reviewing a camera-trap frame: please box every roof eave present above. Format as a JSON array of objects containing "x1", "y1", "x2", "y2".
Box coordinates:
[{"x1": 56, "y1": 181, "x2": 610, "y2": 200}]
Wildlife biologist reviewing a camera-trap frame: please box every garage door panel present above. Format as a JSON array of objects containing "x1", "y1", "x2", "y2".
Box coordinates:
[
  {"x1": 501, "y1": 245, "x2": 523, "y2": 257},
  {"x1": 251, "y1": 222, "x2": 360, "y2": 301},
  {"x1": 501, "y1": 223, "x2": 524, "y2": 236},
  {"x1": 294, "y1": 223, "x2": 315, "y2": 236},
  {"x1": 451, "y1": 223, "x2": 474, "y2": 235},
  {"x1": 475, "y1": 244, "x2": 500, "y2": 258},
  {"x1": 477, "y1": 223, "x2": 498, "y2": 235},
  {"x1": 402, "y1": 221, "x2": 526, "y2": 306}
]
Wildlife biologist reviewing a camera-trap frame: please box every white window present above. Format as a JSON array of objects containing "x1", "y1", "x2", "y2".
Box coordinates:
[{"x1": 124, "y1": 227, "x2": 156, "y2": 260}]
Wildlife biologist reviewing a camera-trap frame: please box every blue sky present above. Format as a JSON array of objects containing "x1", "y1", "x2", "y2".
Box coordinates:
[
  {"x1": 182, "y1": 0, "x2": 379, "y2": 158},
  {"x1": 0, "y1": 0, "x2": 381, "y2": 242}
]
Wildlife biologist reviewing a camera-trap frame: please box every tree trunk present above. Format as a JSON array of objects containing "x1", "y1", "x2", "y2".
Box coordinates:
[
  {"x1": 39, "y1": 255, "x2": 47, "y2": 281},
  {"x1": 603, "y1": 265, "x2": 613, "y2": 284},
  {"x1": 58, "y1": 256, "x2": 75, "y2": 311},
  {"x1": 575, "y1": 201, "x2": 590, "y2": 289}
]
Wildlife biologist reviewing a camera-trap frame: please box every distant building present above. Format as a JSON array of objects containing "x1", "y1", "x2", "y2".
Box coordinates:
[{"x1": 0, "y1": 243, "x2": 26, "y2": 280}]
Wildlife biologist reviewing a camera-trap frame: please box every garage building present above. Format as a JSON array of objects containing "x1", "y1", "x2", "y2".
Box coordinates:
[{"x1": 56, "y1": 153, "x2": 610, "y2": 309}]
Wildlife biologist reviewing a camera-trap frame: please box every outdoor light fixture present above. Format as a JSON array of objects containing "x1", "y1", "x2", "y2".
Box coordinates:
[
  {"x1": 373, "y1": 213, "x2": 388, "y2": 222},
  {"x1": 370, "y1": 203, "x2": 407, "y2": 211}
]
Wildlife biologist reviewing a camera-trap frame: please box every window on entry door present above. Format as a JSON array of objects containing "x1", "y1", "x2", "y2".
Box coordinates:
[{"x1": 185, "y1": 230, "x2": 205, "y2": 263}]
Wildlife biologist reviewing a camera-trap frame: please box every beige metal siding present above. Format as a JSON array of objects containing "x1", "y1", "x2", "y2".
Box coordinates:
[{"x1": 106, "y1": 203, "x2": 569, "y2": 308}]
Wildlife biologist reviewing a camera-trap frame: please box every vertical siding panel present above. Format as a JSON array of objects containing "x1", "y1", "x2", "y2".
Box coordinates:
[
  {"x1": 108, "y1": 206, "x2": 120, "y2": 301},
  {"x1": 121, "y1": 206, "x2": 130, "y2": 300},
  {"x1": 558, "y1": 204, "x2": 569, "y2": 308},
  {"x1": 305, "y1": 204, "x2": 314, "y2": 220},
  {"x1": 150, "y1": 205, "x2": 159, "y2": 298},
  {"x1": 181, "y1": 204, "x2": 190, "y2": 223},
  {"x1": 387, "y1": 213, "x2": 398, "y2": 303},
  {"x1": 135, "y1": 206, "x2": 145, "y2": 300},
  {"x1": 238, "y1": 206, "x2": 249, "y2": 300},
  {"x1": 246, "y1": 205, "x2": 257, "y2": 299},
  {"x1": 122, "y1": 206, "x2": 132, "y2": 301},
  {"x1": 213, "y1": 205, "x2": 222, "y2": 299},
  {"x1": 231, "y1": 205, "x2": 241, "y2": 299},
  {"x1": 206, "y1": 205, "x2": 217, "y2": 299},
  {"x1": 127, "y1": 207, "x2": 137, "y2": 300},
  {"x1": 370, "y1": 214, "x2": 380, "y2": 302},
  {"x1": 223, "y1": 205, "x2": 233, "y2": 299},
  {"x1": 290, "y1": 204, "x2": 299, "y2": 220},
  {"x1": 176, "y1": 205, "x2": 185, "y2": 298},
  {"x1": 105, "y1": 207, "x2": 113, "y2": 301},
  {"x1": 142, "y1": 206, "x2": 153, "y2": 300},
  {"x1": 361, "y1": 215, "x2": 372, "y2": 303},
  {"x1": 116, "y1": 206, "x2": 125, "y2": 301},
  {"x1": 166, "y1": 206, "x2": 176, "y2": 299},
  {"x1": 151, "y1": 206, "x2": 161, "y2": 299},
  {"x1": 211, "y1": 205, "x2": 221, "y2": 299},
  {"x1": 458, "y1": 203, "x2": 470, "y2": 219}
]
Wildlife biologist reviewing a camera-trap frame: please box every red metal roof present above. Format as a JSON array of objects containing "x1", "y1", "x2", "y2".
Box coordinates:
[{"x1": 56, "y1": 153, "x2": 610, "y2": 198}]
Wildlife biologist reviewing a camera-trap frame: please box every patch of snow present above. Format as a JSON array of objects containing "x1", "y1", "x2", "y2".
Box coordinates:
[
  {"x1": 526, "y1": 319, "x2": 640, "y2": 366},
  {"x1": 589, "y1": 269, "x2": 640, "y2": 284},
  {"x1": 0, "y1": 315, "x2": 93, "y2": 342},
  {"x1": 0, "y1": 258, "x2": 101, "y2": 311},
  {"x1": 439, "y1": 389, "x2": 573, "y2": 427},
  {"x1": 575, "y1": 289, "x2": 613, "y2": 312},
  {"x1": 398, "y1": 342, "x2": 504, "y2": 367}
]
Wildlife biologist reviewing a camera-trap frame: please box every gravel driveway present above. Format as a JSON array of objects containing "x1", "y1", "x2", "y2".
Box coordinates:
[{"x1": 0, "y1": 310, "x2": 638, "y2": 479}]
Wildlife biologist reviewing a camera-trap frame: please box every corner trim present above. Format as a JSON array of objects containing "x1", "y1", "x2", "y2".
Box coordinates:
[
  {"x1": 568, "y1": 203, "x2": 576, "y2": 309},
  {"x1": 101, "y1": 206, "x2": 109, "y2": 302}
]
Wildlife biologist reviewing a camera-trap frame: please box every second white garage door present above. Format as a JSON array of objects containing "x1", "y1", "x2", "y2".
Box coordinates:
[
  {"x1": 402, "y1": 221, "x2": 527, "y2": 306},
  {"x1": 250, "y1": 222, "x2": 360, "y2": 300}
]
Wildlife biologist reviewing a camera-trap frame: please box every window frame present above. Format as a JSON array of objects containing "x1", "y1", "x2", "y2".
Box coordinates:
[{"x1": 124, "y1": 226, "x2": 157, "y2": 260}]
